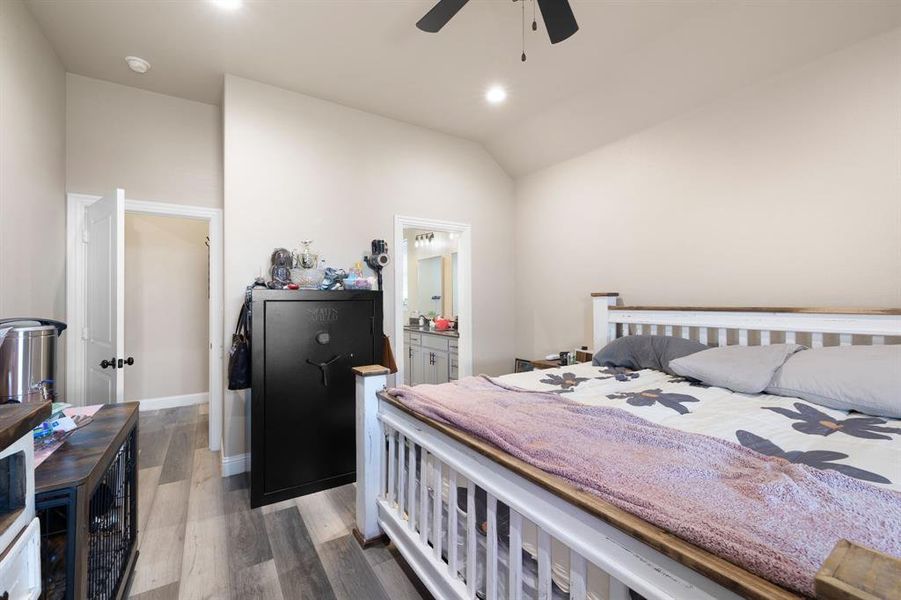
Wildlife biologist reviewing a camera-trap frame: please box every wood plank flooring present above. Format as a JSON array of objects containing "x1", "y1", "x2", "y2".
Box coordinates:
[{"x1": 130, "y1": 405, "x2": 432, "y2": 600}]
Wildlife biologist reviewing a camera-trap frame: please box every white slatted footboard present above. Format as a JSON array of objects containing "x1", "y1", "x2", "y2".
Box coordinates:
[{"x1": 356, "y1": 377, "x2": 748, "y2": 600}]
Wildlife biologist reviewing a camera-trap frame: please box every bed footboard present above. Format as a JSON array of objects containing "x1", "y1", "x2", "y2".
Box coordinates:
[
  {"x1": 815, "y1": 540, "x2": 901, "y2": 600},
  {"x1": 353, "y1": 365, "x2": 391, "y2": 547},
  {"x1": 353, "y1": 367, "x2": 789, "y2": 600}
]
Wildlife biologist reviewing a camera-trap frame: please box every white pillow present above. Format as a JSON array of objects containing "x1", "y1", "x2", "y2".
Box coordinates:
[
  {"x1": 766, "y1": 345, "x2": 901, "y2": 418},
  {"x1": 669, "y1": 344, "x2": 806, "y2": 394}
]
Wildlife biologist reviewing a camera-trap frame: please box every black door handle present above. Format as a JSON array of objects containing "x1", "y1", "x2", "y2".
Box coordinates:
[
  {"x1": 125, "y1": 357, "x2": 135, "y2": 366},
  {"x1": 100, "y1": 357, "x2": 116, "y2": 369}
]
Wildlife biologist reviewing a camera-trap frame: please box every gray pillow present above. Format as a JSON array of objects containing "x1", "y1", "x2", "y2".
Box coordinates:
[
  {"x1": 766, "y1": 345, "x2": 901, "y2": 418},
  {"x1": 592, "y1": 335, "x2": 708, "y2": 375},
  {"x1": 670, "y1": 344, "x2": 806, "y2": 394}
]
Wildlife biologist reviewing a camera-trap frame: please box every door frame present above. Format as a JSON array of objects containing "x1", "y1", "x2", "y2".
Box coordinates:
[
  {"x1": 66, "y1": 193, "x2": 224, "y2": 452},
  {"x1": 393, "y1": 215, "x2": 473, "y2": 385}
]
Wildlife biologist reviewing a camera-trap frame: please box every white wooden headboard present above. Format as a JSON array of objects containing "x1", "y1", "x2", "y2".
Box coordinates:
[{"x1": 592, "y1": 292, "x2": 901, "y2": 351}]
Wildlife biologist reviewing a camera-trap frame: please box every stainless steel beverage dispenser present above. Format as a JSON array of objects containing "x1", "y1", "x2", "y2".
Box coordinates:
[{"x1": 0, "y1": 318, "x2": 66, "y2": 403}]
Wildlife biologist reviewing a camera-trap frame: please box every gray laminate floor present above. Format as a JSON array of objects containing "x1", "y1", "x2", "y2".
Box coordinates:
[{"x1": 129, "y1": 405, "x2": 432, "y2": 600}]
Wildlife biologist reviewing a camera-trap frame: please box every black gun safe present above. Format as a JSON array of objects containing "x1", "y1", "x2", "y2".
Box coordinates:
[{"x1": 249, "y1": 289, "x2": 383, "y2": 508}]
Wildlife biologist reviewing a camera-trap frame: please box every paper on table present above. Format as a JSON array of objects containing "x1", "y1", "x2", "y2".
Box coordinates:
[
  {"x1": 63, "y1": 404, "x2": 104, "y2": 419},
  {"x1": 35, "y1": 404, "x2": 105, "y2": 467}
]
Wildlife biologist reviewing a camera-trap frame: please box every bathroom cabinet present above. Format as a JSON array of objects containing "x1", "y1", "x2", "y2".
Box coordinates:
[{"x1": 403, "y1": 328, "x2": 458, "y2": 385}]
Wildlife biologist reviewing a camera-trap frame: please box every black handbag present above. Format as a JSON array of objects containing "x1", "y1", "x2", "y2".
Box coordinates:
[{"x1": 228, "y1": 302, "x2": 251, "y2": 390}]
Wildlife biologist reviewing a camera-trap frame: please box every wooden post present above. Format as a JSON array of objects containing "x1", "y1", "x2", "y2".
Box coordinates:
[
  {"x1": 352, "y1": 365, "x2": 390, "y2": 547},
  {"x1": 591, "y1": 292, "x2": 620, "y2": 352},
  {"x1": 815, "y1": 539, "x2": 901, "y2": 600}
]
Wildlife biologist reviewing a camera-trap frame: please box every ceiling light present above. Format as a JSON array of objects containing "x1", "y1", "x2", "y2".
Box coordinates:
[
  {"x1": 124, "y1": 56, "x2": 151, "y2": 74},
  {"x1": 211, "y1": 0, "x2": 242, "y2": 10},
  {"x1": 485, "y1": 85, "x2": 507, "y2": 105}
]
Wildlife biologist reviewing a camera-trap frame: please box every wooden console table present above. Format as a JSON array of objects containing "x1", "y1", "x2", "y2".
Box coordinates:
[{"x1": 35, "y1": 403, "x2": 139, "y2": 600}]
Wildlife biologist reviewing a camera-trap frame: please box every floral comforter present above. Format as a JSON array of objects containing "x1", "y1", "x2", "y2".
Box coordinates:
[{"x1": 496, "y1": 363, "x2": 901, "y2": 491}]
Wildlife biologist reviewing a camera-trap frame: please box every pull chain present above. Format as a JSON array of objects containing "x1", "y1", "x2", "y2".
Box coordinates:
[
  {"x1": 532, "y1": 0, "x2": 537, "y2": 31},
  {"x1": 521, "y1": 0, "x2": 526, "y2": 61}
]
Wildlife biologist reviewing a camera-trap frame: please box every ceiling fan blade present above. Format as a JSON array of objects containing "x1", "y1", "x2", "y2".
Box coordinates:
[
  {"x1": 416, "y1": 0, "x2": 470, "y2": 33},
  {"x1": 535, "y1": 0, "x2": 579, "y2": 44}
]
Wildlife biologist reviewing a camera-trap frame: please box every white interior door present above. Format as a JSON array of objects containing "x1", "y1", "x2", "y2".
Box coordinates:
[{"x1": 84, "y1": 189, "x2": 125, "y2": 404}]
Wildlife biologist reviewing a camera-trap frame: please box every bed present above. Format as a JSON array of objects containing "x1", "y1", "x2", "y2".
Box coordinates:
[{"x1": 352, "y1": 295, "x2": 901, "y2": 600}]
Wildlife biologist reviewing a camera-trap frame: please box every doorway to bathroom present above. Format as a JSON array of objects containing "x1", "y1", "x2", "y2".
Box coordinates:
[{"x1": 393, "y1": 216, "x2": 472, "y2": 387}]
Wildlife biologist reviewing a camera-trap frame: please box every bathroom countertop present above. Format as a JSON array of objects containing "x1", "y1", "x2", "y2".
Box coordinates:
[{"x1": 403, "y1": 325, "x2": 460, "y2": 339}]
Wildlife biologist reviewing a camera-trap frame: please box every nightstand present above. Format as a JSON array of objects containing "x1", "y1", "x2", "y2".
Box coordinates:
[{"x1": 532, "y1": 350, "x2": 593, "y2": 370}]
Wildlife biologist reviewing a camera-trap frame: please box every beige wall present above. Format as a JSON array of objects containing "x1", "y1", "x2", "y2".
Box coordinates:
[
  {"x1": 223, "y1": 74, "x2": 514, "y2": 458},
  {"x1": 66, "y1": 74, "x2": 222, "y2": 208},
  {"x1": 0, "y1": 0, "x2": 66, "y2": 320},
  {"x1": 124, "y1": 213, "x2": 209, "y2": 401},
  {"x1": 514, "y1": 29, "x2": 901, "y2": 359}
]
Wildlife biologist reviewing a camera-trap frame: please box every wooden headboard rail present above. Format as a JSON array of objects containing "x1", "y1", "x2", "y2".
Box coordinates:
[{"x1": 591, "y1": 293, "x2": 901, "y2": 352}]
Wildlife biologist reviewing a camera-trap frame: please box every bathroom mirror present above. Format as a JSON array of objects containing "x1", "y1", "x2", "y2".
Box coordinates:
[
  {"x1": 404, "y1": 229, "x2": 460, "y2": 319},
  {"x1": 417, "y1": 256, "x2": 443, "y2": 316}
]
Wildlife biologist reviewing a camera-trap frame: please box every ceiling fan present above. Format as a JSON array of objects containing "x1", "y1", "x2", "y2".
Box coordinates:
[{"x1": 416, "y1": 0, "x2": 579, "y2": 45}]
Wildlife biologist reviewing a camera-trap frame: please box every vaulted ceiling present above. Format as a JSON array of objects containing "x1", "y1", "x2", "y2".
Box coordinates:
[{"x1": 26, "y1": 0, "x2": 901, "y2": 175}]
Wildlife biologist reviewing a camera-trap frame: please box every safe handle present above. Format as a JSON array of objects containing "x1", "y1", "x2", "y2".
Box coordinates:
[{"x1": 305, "y1": 354, "x2": 350, "y2": 386}]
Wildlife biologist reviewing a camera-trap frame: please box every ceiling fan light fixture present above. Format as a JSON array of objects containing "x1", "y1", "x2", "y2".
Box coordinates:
[{"x1": 485, "y1": 85, "x2": 507, "y2": 105}]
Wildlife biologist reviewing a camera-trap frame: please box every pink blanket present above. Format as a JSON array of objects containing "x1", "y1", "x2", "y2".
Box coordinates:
[{"x1": 389, "y1": 377, "x2": 901, "y2": 596}]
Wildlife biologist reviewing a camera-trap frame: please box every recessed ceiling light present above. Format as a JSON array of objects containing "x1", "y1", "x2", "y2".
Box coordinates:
[
  {"x1": 124, "y1": 56, "x2": 151, "y2": 74},
  {"x1": 211, "y1": 0, "x2": 242, "y2": 10},
  {"x1": 485, "y1": 85, "x2": 507, "y2": 105}
]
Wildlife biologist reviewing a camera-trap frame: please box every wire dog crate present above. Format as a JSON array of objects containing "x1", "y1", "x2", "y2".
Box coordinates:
[
  {"x1": 87, "y1": 426, "x2": 137, "y2": 599},
  {"x1": 35, "y1": 404, "x2": 140, "y2": 600},
  {"x1": 36, "y1": 488, "x2": 77, "y2": 600}
]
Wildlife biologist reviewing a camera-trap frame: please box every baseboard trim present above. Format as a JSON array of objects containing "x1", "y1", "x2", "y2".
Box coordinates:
[
  {"x1": 352, "y1": 527, "x2": 388, "y2": 548},
  {"x1": 136, "y1": 392, "x2": 208, "y2": 412},
  {"x1": 221, "y1": 452, "x2": 249, "y2": 477}
]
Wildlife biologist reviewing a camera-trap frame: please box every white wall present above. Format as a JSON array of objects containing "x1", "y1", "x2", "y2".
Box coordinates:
[
  {"x1": 66, "y1": 74, "x2": 222, "y2": 208},
  {"x1": 513, "y1": 29, "x2": 901, "y2": 359},
  {"x1": 223, "y1": 75, "x2": 514, "y2": 458},
  {"x1": 124, "y1": 213, "x2": 209, "y2": 402},
  {"x1": 0, "y1": 0, "x2": 66, "y2": 320}
]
